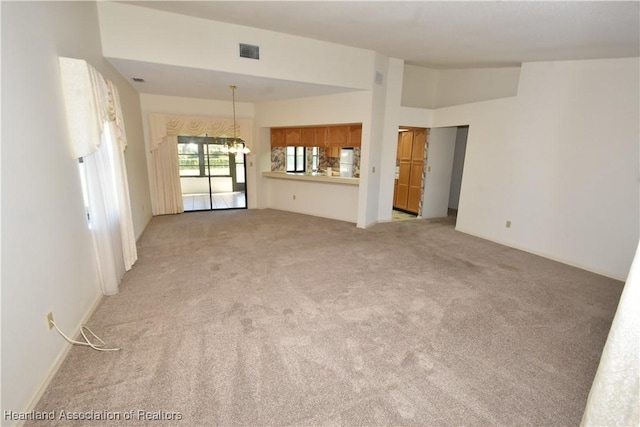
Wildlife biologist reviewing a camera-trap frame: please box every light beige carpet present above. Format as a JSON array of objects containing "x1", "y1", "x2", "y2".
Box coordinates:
[{"x1": 30, "y1": 209, "x2": 623, "y2": 426}]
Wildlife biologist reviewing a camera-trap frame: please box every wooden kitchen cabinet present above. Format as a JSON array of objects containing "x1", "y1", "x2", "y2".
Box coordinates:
[
  {"x1": 399, "y1": 131, "x2": 413, "y2": 161},
  {"x1": 393, "y1": 128, "x2": 426, "y2": 214},
  {"x1": 325, "y1": 146, "x2": 341, "y2": 158},
  {"x1": 271, "y1": 128, "x2": 286, "y2": 147},
  {"x1": 271, "y1": 124, "x2": 362, "y2": 150},
  {"x1": 300, "y1": 127, "x2": 315, "y2": 146},
  {"x1": 395, "y1": 131, "x2": 412, "y2": 211},
  {"x1": 394, "y1": 179, "x2": 399, "y2": 207},
  {"x1": 327, "y1": 125, "x2": 350, "y2": 146},
  {"x1": 349, "y1": 125, "x2": 362, "y2": 147},
  {"x1": 407, "y1": 129, "x2": 426, "y2": 213},
  {"x1": 407, "y1": 161, "x2": 423, "y2": 213},
  {"x1": 285, "y1": 128, "x2": 301, "y2": 146},
  {"x1": 314, "y1": 127, "x2": 328, "y2": 147}
]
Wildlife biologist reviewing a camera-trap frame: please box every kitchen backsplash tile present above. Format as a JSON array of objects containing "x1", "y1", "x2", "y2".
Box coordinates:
[
  {"x1": 319, "y1": 148, "x2": 339, "y2": 169},
  {"x1": 271, "y1": 147, "x2": 285, "y2": 171}
]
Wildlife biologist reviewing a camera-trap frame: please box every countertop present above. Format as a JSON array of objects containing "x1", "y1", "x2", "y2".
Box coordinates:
[{"x1": 262, "y1": 171, "x2": 359, "y2": 186}]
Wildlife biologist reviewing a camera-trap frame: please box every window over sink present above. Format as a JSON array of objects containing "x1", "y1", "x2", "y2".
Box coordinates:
[{"x1": 286, "y1": 146, "x2": 305, "y2": 172}]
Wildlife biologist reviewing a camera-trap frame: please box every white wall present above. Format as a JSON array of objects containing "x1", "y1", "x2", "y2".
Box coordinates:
[
  {"x1": 433, "y1": 58, "x2": 639, "y2": 280},
  {"x1": 97, "y1": 1, "x2": 374, "y2": 91},
  {"x1": 398, "y1": 106, "x2": 435, "y2": 129},
  {"x1": 449, "y1": 127, "x2": 469, "y2": 210},
  {"x1": 139, "y1": 94, "x2": 256, "y2": 212},
  {"x1": 376, "y1": 58, "x2": 406, "y2": 223},
  {"x1": 435, "y1": 67, "x2": 521, "y2": 108},
  {"x1": 401, "y1": 65, "x2": 521, "y2": 109},
  {"x1": 422, "y1": 128, "x2": 458, "y2": 219},
  {"x1": 401, "y1": 64, "x2": 438, "y2": 109},
  {"x1": 265, "y1": 179, "x2": 359, "y2": 223},
  {"x1": 357, "y1": 53, "x2": 398, "y2": 227},
  {"x1": 1, "y1": 1, "x2": 151, "y2": 416}
]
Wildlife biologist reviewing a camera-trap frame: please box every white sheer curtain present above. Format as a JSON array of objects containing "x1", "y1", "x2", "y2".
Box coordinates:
[
  {"x1": 59, "y1": 57, "x2": 137, "y2": 295},
  {"x1": 151, "y1": 134, "x2": 184, "y2": 215},
  {"x1": 581, "y1": 242, "x2": 640, "y2": 426},
  {"x1": 107, "y1": 80, "x2": 137, "y2": 270},
  {"x1": 83, "y1": 124, "x2": 126, "y2": 294}
]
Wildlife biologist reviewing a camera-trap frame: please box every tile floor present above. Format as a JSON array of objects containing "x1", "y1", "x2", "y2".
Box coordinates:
[
  {"x1": 392, "y1": 209, "x2": 417, "y2": 221},
  {"x1": 182, "y1": 192, "x2": 246, "y2": 211},
  {"x1": 392, "y1": 208, "x2": 459, "y2": 222}
]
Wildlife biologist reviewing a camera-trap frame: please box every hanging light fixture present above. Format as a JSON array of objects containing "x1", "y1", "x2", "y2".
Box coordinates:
[{"x1": 222, "y1": 85, "x2": 250, "y2": 156}]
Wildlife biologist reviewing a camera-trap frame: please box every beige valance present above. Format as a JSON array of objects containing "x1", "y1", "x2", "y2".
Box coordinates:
[
  {"x1": 59, "y1": 57, "x2": 126, "y2": 158},
  {"x1": 148, "y1": 113, "x2": 253, "y2": 152}
]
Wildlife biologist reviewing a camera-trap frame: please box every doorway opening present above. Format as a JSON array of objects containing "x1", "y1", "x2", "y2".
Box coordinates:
[
  {"x1": 391, "y1": 125, "x2": 469, "y2": 225},
  {"x1": 419, "y1": 126, "x2": 469, "y2": 226},
  {"x1": 177, "y1": 136, "x2": 247, "y2": 211},
  {"x1": 446, "y1": 126, "x2": 469, "y2": 224}
]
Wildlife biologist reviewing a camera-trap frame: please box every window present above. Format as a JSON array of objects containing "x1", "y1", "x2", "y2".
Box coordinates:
[
  {"x1": 311, "y1": 147, "x2": 319, "y2": 172},
  {"x1": 286, "y1": 146, "x2": 305, "y2": 172},
  {"x1": 77, "y1": 157, "x2": 91, "y2": 227},
  {"x1": 205, "y1": 144, "x2": 230, "y2": 176},
  {"x1": 178, "y1": 137, "x2": 232, "y2": 177},
  {"x1": 235, "y1": 150, "x2": 245, "y2": 184},
  {"x1": 178, "y1": 142, "x2": 200, "y2": 176}
]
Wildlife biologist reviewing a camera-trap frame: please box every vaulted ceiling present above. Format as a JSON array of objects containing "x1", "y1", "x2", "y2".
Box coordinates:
[{"x1": 111, "y1": 1, "x2": 640, "y2": 102}]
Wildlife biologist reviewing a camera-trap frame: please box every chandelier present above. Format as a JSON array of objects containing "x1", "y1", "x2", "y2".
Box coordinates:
[{"x1": 222, "y1": 85, "x2": 250, "y2": 155}]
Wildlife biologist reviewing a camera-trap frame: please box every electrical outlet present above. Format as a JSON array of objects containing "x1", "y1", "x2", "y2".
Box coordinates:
[
  {"x1": 46, "y1": 312, "x2": 54, "y2": 330},
  {"x1": 372, "y1": 166, "x2": 376, "y2": 173},
  {"x1": 506, "y1": 220, "x2": 511, "y2": 228},
  {"x1": 293, "y1": 194, "x2": 296, "y2": 200}
]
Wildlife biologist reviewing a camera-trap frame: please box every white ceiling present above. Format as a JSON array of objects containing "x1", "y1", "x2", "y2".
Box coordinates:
[
  {"x1": 109, "y1": 58, "x2": 360, "y2": 102},
  {"x1": 111, "y1": 1, "x2": 640, "y2": 102}
]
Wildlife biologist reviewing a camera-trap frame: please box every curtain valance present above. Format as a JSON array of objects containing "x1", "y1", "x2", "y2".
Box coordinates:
[
  {"x1": 148, "y1": 113, "x2": 253, "y2": 152},
  {"x1": 59, "y1": 57, "x2": 127, "y2": 158}
]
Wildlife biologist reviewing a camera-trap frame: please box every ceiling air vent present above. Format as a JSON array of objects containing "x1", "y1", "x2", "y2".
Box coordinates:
[{"x1": 239, "y1": 43, "x2": 260, "y2": 60}]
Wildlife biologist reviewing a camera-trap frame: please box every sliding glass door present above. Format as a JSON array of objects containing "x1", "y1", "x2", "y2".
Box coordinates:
[{"x1": 177, "y1": 136, "x2": 247, "y2": 211}]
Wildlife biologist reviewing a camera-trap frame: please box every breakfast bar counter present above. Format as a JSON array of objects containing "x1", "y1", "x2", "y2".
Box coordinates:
[
  {"x1": 261, "y1": 171, "x2": 359, "y2": 223},
  {"x1": 262, "y1": 171, "x2": 359, "y2": 186}
]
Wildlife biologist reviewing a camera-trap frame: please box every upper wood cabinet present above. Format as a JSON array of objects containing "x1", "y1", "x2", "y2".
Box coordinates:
[
  {"x1": 285, "y1": 128, "x2": 301, "y2": 146},
  {"x1": 325, "y1": 146, "x2": 341, "y2": 158},
  {"x1": 300, "y1": 127, "x2": 315, "y2": 146},
  {"x1": 271, "y1": 124, "x2": 362, "y2": 148},
  {"x1": 349, "y1": 125, "x2": 362, "y2": 147},
  {"x1": 327, "y1": 126, "x2": 350, "y2": 146},
  {"x1": 270, "y1": 128, "x2": 286, "y2": 147},
  {"x1": 314, "y1": 127, "x2": 328, "y2": 147}
]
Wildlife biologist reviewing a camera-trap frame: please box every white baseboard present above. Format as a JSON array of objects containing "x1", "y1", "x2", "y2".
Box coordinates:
[
  {"x1": 454, "y1": 225, "x2": 627, "y2": 282},
  {"x1": 16, "y1": 294, "x2": 104, "y2": 426}
]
